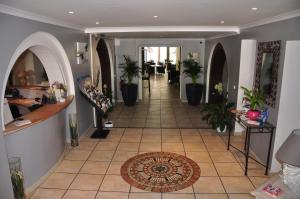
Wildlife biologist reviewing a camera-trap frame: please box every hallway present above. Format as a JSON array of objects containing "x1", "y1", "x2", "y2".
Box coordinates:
[{"x1": 110, "y1": 75, "x2": 209, "y2": 128}]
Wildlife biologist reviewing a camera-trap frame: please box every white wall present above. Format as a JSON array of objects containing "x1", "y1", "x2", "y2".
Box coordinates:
[
  {"x1": 271, "y1": 41, "x2": 300, "y2": 171},
  {"x1": 235, "y1": 40, "x2": 257, "y2": 133}
]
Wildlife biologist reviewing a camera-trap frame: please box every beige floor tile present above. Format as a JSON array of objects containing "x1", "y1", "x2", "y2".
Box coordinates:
[
  {"x1": 41, "y1": 173, "x2": 75, "y2": 189},
  {"x1": 113, "y1": 151, "x2": 138, "y2": 161},
  {"x1": 162, "y1": 193, "x2": 195, "y2": 199},
  {"x1": 195, "y1": 194, "x2": 228, "y2": 199},
  {"x1": 139, "y1": 142, "x2": 161, "y2": 152},
  {"x1": 70, "y1": 174, "x2": 103, "y2": 190},
  {"x1": 162, "y1": 129, "x2": 180, "y2": 135},
  {"x1": 182, "y1": 136, "x2": 203, "y2": 143},
  {"x1": 180, "y1": 129, "x2": 199, "y2": 135},
  {"x1": 221, "y1": 177, "x2": 255, "y2": 193},
  {"x1": 130, "y1": 186, "x2": 152, "y2": 193},
  {"x1": 162, "y1": 142, "x2": 184, "y2": 152},
  {"x1": 121, "y1": 135, "x2": 142, "y2": 142},
  {"x1": 80, "y1": 161, "x2": 110, "y2": 174},
  {"x1": 186, "y1": 152, "x2": 212, "y2": 163},
  {"x1": 30, "y1": 188, "x2": 65, "y2": 199},
  {"x1": 95, "y1": 142, "x2": 118, "y2": 151},
  {"x1": 143, "y1": 128, "x2": 162, "y2": 134},
  {"x1": 65, "y1": 150, "x2": 91, "y2": 161},
  {"x1": 215, "y1": 163, "x2": 244, "y2": 176},
  {"x1": 76, "y1": 141, "x2": 97, "y2": 150},
  {"x1": 202, "y1": 135, "x2": 223, "y2": 143},
  {"x1": 210, "y1": 152, "x2": 237, "y2": 163},
  {"x1": 55, "y1": 160, "x2": 84, "y2": 173},
  {"x1": 169, "y1": 186, "x2": 194, "y2": 194},
  {"x1": 141, "y1": 135, "x2": 162, "y2": 142},
  {"x1": 162, "y1": 135, "x2": 182, "y2": 142},
  {"x1": 184, "y1": 143, "x2": 207, "y2": 152},
  {"x1": 88, "y1": 150, "x2": 115, "y2": 161},
  {"x1": 62, "y1": 190, "x2": 97, "y2": 199},
  {"x1": 129, "y1": 192, "x2": 161, "y2": 199},
  {"x1": 104, "y1": 134, "x2": 122, "y2": 142},
  {"x1": 228, "y1": 194, "x2": 255, "y2": 199},
  {"x1": 197, "y1": 163, "x2": 218, "y2": 176},
  {"x1": 107, "y1": 161, "x2": 124, "y2": 175},
  {"x1": 117, "y1": 142, "x2": 140, "y2": 151},
  {"x1": 96, "y1": 192, "x2": 129, "y2": 199},
  {"x1": 249, "y1": 177, "x2": 270, "y2": 188},
  {"x1": 193, "y1": 177, "x2": 225, "y2": 193},
  {"x1": 124, "y1": 128, "x2": 143, "y2": 135},
  {"x1": 100, "y1": 175, "x2": 130, "y2": 192},
  {"x1": 205, "y1": 142, "x2": 227, "y2": 151}
]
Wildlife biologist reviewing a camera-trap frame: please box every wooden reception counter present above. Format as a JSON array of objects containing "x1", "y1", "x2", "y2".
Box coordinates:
[{"x1": 4, "y1": 95, "x2": 74, "y2": 135}]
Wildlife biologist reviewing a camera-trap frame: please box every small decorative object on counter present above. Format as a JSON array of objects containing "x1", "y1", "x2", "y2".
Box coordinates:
[
  {"x1": 69, "y1": 113, "x2": 79, "y2": 147},
  {"x1": 8, "y1": 157, "x2": 25, "y2": 199}
]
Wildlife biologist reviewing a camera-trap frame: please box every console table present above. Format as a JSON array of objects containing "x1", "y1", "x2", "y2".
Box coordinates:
[{"x1": 228, "y1": 110, "x2": 275, "y2": 175}]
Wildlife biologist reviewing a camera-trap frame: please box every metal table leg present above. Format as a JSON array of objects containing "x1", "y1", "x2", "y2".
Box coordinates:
[
  {"x1": 265, "y1": 129, "x2": 274, "y2": 175},
  {"x1": 245, "y1": 128, "x2": 251, "y2": 176}
]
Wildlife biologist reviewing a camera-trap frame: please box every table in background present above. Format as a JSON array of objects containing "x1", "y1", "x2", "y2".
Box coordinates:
[{"x1": 228, "y1": 110, "x2": 275, "y2": 175}]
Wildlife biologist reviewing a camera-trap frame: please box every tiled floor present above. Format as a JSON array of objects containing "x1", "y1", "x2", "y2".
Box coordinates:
[
  {"x1": 108, "y1": 75, "x2": 210, "y2": 128},
  {"x1": 30, "y1": 128, "x2": 273, "y2": 199}
]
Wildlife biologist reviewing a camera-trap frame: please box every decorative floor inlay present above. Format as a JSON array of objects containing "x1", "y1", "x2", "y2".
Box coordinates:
[{"x1": 121, "y1": 152, "x2": 201, "y2": 192}]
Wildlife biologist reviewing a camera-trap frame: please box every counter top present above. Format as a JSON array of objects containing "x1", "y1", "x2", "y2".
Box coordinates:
[{"x1": 4, "y1": 95, "x2": 74, "y2": 135}]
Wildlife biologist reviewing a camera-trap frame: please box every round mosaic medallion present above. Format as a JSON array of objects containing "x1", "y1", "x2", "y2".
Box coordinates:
[{"x1": 121, "y1": 152, "x2": 201, "y2": 192}]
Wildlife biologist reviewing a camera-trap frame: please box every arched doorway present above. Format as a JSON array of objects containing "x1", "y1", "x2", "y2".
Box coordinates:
[
  {"x1": 1, "y1": 32, "x2": 75, "y2": 130},
  {"x1": 96, "y1": 39, "x2": 112, "y2": 94},
  {"x1": 208, "y1": 43, "x2": 228, "y2": 104}
]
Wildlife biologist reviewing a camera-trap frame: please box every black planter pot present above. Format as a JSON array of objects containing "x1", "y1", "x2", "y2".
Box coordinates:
[
  {"x1": 186, "y1": 83, "x2": 203, "y2": 106},
  {"x1": 121, "y1": 83, "x2": 138, "y2": 106}
]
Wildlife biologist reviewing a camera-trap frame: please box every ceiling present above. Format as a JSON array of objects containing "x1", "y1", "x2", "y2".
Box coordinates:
[{"x1": 1, "y1": 0, "x2": 300, "y2": 38}]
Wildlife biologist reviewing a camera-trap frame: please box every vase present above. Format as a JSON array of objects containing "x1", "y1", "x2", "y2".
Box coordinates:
[
  {"x1": 217, "y1": 126, "x2": 227, "y2": 133},
  {"x1": 8, "y1": 157, "x2": 25, "y2": 199},
  {"x1": 246, "y1": 110, "x2": 260, "y2": 121},
  {"x1": 69, "y1": 113, "x2": 79, "y2": 147}
]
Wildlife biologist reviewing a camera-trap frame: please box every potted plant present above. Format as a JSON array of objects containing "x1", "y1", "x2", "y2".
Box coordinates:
[
  {"x1": 120, "y1": 55, "x2": 140, "y2": 106},
  {"x1": 183, "y1": 53, "x2": 203, "y2": 105},
  {"x1": 201, "y1": 83, "x2": 234, "y2": 133},
  {"x1": 241, "y1": 86, "x2": 264, "y2": 120}
]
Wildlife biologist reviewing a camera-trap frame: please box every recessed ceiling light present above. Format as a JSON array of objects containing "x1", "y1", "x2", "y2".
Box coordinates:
[
  {"x1": 96, "y1": 21, "x2": 100, "y2": 25},
  {"x1": 220, "y1": 21, "x2": 225, "y2": 24},
  {"x1": 153, "y1": 15, "x2": 158, "y2": 18},
  {"x1": 68, "y1": 11, "x2": 74, "y2": 14},
  {"x1": 251, "y1": 7, "x2": 258, "y2": 11}
]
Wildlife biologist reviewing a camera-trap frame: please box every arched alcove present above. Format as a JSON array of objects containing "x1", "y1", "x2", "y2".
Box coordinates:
[
  {"x1": 97, "y1": 39, "x2": 112, "y2": 93},
  {"x1": 1, "y1": 32, "x2": 75, "y2": 130},
  {"x1": 206, "y1": 43, "x2": 228, "y2": 104}
]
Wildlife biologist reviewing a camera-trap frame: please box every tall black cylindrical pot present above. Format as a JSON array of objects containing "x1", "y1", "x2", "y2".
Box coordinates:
[
  {"x1": 186, "y1": 83, "x2": 203, "y2": 106},
  {"x1": 121, "y1": 83, "x2": 138, "y2": 106}
]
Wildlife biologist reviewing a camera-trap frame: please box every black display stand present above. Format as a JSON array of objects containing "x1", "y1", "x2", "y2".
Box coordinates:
[{"x1": 77, "y1": 78, "x2": 110, "y2": 139}]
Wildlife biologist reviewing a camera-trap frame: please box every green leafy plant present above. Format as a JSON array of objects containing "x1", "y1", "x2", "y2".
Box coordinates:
[
  {"x1": 241, "y1": 86, "x2": 264, "y2": 110},
  {"x1": 120, "y1": 55, "x2": 140, "y2": 84},
  {"x1": 201, "y1": 101, "x2": 235, "y2": 132},
  {"x1": 182, "y1": 53, "x2": 203, "y2": 84}
]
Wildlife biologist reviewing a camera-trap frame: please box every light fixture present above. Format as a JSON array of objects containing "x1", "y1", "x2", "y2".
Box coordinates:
[
  {"x1": 251, "y1": 7, "x2": 258, "y2": 11},
  {"x1": 68, "y1": 11, "x2": 75, "y2": 14},
  {"x1": 96, "y1": 21, "x2": 100, "y2": 25},
  {"x1": 153, "y1": 15, "x2": 158, "y2": 18},
  {"x1": 220, "y1": 21, "x2": 225, "y2": 24}
]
